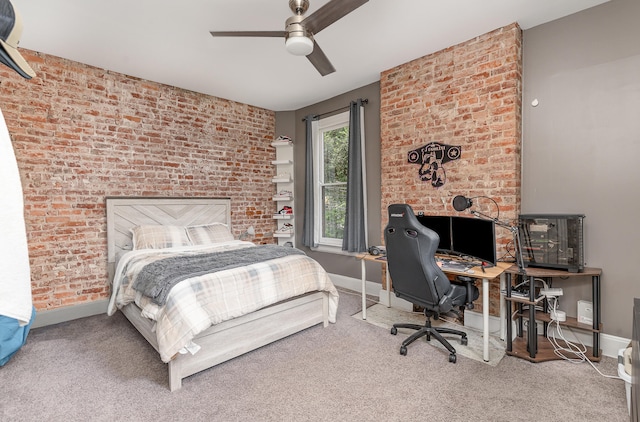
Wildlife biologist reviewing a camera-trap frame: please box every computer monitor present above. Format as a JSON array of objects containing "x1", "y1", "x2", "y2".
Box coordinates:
[
  {"x1": 451, "y1": 216, "x2": 496, "y2": 265},
  {"x1": 415, "y1": 215, "x2": 452, "y2": 252},
  {"x1": 416, "y1": 214, "x2": 496, "y2": 265}
]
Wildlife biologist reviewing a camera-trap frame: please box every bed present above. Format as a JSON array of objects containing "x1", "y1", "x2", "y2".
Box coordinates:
[{"x1": 105, "y1": 197, "x2": 339, "y2": 391}]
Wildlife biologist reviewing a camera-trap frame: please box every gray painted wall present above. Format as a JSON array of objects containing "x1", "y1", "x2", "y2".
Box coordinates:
[
  {"x1": 277, "y1": 0, "x2": 638, "y2": 339},
  {"x1": 522, "y1": 0, "x2": 640, "y2": 338},
  {"x1": 276, "y1": 82, "x2": 383, "y2": 283}
]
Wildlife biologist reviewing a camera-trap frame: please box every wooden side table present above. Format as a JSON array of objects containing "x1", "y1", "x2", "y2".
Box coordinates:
[{"x1": 504, "y1": 265, "x2": 603, "y2": 362}]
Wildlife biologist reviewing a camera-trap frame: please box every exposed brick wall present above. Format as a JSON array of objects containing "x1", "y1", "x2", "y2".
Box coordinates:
[
  {"x1": 0, "y1": 50, "x2": 276, "y2": 311},
  {"x1": 380, "y1": 24, "x2": 522, "y2": 315}
]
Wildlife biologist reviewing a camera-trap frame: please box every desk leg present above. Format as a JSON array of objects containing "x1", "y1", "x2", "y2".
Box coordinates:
[
  {"x1": 506, "y1": 273, "x2": 513, "y2": 352},
  {"x1": 592, "y1": 275, "x2": 601, "y2": 357},
  {"x1": 386, "y1": 266, "x2": 391, "y2": 308},
  {"x1": 482, "y1": 277, "x2": 489, "y2": 362},
  {"x1": 360, "y1": 259, "x2": 367, "y2": 320},
  {"x1": 499, "y1": 273, "x2": 505, "y2": 341},
  {"x1": 528, "y1": 275, "x2": 537, "y2": 359}
]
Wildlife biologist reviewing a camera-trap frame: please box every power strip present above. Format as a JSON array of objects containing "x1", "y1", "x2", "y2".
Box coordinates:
[
  {"x1": 541, "y1": 288, "x2": 563, "y2": 297},
  {"x1": 550, "y1": 310, "x2": 566, "y2": 321}
]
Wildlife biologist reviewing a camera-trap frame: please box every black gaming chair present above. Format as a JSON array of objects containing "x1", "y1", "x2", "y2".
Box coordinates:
[{"x1": 384, "y1": 203, "x2": 479, "y2": 363}]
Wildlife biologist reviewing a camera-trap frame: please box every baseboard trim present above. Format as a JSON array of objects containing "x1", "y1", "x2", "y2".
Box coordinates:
[
  {"x1": 34, "y1": 275, "x2": 630, "y2": 359},
  {"x1": 329, "y1": 272, "x2": 628, "y2": 359},
  {"x1": 329, "y1": 273, "x2": 382, "y2": 298},
  {"x1": 32, "y1": 299, "x2": 108, "y2": 329}
]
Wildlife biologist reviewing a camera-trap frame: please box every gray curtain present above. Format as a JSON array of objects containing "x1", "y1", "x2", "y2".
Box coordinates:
[
  {"x1": 302, "y1": 114, "x2": 317, "y2": 248},
  {"x1": 342, "y1": 99, "x2": 367, "y2": 252}
]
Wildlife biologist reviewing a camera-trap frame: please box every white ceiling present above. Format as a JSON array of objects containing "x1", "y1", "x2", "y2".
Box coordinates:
[{"x1": 13, "y1": 0, "x2": 608, "y2": 111}]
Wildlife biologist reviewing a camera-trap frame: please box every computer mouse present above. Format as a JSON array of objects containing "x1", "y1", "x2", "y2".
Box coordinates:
[{"x1": 465, "y1": 269, "x2": 474, "y2": 274}]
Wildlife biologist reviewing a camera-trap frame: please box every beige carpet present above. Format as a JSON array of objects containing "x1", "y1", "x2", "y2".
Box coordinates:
[
  {"x1": 352, "y1": 303, "x2": 506, "y2": 366},
  {"x1": 1, "y1": 288, "x2": 628, "y2": 421}
]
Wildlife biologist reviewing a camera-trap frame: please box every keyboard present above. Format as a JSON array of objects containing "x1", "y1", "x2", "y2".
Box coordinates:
[{"x1": 439, "y1": 260, "x2": 473, "y2": 272}]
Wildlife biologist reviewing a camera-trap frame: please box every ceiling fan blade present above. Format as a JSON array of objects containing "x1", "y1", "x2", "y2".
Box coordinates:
[
  {"x1": 306, "y1": 40, "x2": 335, "y2": 76},
  {"x1": 303, "y1": 0, "x2": 369, "y2": 35},
  {"x1": 210, "y1": 31, "x2": 285, "y2": 38}
]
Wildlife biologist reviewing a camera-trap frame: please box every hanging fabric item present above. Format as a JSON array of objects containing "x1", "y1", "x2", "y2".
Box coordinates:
[
  {"x1": 0, "y1": 107, "x2": 33, "y2": 325},
  {"x1": 0, "y1": 107, "x2": 35, "y2": 366},
  {"x1": 0, "y1": 0, "x2": 36, "y2": 366},
  {"x1": 302, "y1": 114, "x2": 318, "y2": 248},
  {"x1": 342, "y1": 99, "x2": 367, "y2": 252}
]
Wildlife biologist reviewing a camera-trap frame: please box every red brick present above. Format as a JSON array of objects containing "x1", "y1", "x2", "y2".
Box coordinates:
[
  {"x1": 380, "y1": 23, "x2": 522, "y2": 315},
  {"x1": 0, "y1": 49, "x2": 277, "y2": 312}
]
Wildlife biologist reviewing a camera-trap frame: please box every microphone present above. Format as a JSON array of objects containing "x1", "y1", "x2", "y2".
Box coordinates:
[{"x1": 452, "y1": 195, "x2": 473, "y2": 212}]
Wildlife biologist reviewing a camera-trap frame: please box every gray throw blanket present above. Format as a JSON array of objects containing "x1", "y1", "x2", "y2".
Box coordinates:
[{"x1": 132, "y1": 245, "x2": 305, "y2": 306}]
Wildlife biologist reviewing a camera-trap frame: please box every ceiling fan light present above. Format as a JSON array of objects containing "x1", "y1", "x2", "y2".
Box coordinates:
[{"x1": 285, "y1": 36, "x2": 313, "y2": 56}]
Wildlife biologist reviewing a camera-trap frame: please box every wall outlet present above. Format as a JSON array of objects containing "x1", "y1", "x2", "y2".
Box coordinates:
[{"x1": 578, "y1": 300, "x2": 593, "y2": 324}]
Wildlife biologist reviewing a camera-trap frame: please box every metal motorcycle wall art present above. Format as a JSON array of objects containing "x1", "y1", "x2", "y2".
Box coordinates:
[{"x1": 407, "y1": 142, "x2": 461, "y2": 188}]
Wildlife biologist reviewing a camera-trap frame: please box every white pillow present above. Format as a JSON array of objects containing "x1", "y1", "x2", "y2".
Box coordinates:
[
  {"x1": 130, "y1": 225, "x2": 191, "y2": 250},
  {"x1": 186, "y1": 223, "x2": 234, "y2": 245}
]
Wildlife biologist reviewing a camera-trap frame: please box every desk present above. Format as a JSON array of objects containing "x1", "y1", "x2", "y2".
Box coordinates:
[
  {"x1": 357, "y1": 254, "x2": 392, "y2": 320},
  {"x1": 356, "y1": 253, "x2": 510, "y2": 362},
  {"x1": 504, "y1": 265, "x2": 602, "y2": 362}
]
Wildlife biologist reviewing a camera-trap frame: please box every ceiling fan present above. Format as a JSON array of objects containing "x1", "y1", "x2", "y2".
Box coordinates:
[{"x1": 210, "y1": 0, "x2": 369, "y2": 76}]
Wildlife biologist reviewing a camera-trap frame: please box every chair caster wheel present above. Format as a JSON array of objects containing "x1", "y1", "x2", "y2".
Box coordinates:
[
  {"x1": 449, "y1": 353, "x2": 457, "y2": 363},
  {"x1": 390, "y1": 327, "x2": 397, "y2": 335},
  {"x1": 461, "y1": 336, "x2": 468, "y2": 346},
  {"x1": 400, "y1": 346, "x2": 407, "y2": 356}
]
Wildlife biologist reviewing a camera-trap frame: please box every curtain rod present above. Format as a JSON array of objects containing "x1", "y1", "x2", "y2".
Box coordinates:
[{"x1": 301, "y1": 98, "x2": 368, "y2": 121}]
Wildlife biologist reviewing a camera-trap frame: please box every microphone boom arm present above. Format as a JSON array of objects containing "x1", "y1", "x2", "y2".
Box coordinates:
[{"x1": 471, "y1": 210, "x2": 525, "y2": 273}]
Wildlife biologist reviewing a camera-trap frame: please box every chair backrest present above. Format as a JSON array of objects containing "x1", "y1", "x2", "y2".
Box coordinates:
[{"x1": 384, "y1": 204, "x2": 452, "y2": 310}]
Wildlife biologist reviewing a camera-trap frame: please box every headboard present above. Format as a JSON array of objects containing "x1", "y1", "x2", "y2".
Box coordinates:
[{"x1": 105, "y1": 197, "x2": 231, "y2": 279}]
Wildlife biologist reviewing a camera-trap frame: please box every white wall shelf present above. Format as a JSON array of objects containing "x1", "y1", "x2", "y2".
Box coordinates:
[
  {"x1": 273, "y1": 214, "x2": 293, "y2": 220},
  {"x1": 272, "y1": 137, "x2": 295, "y2": 247}
]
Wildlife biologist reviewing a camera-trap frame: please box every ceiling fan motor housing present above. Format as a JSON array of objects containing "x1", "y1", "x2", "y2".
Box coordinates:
[{"x1": 285, "y1": 14, "x2": 310, "y2": 39}]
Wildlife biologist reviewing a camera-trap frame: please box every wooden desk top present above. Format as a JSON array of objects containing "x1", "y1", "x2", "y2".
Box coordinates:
[
  {"x1": 356, "y1": 253, "x2": 388, "y2": 264},
  {"x1": 504, "y1": 265, "x2": 602, "y2": 277},
  {"x1": 443, "y1": 261, "x2": 511, "y2": 280},
  {"x1": 356, "y1": 253, "x2": 511, "y2": 280}
]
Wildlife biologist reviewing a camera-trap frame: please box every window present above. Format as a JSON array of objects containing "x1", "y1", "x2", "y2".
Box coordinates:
[
  {"x1": 304, "y1": 103, "x2": 367, "y2": 253},
  {"x1": 313, "y1": 111, "x2": 349, "y2": 248}
]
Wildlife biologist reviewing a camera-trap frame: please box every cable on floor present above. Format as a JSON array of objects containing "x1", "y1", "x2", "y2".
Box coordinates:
[{"x1": 545, "y1": 296, "x2": 621, "y2": 379}]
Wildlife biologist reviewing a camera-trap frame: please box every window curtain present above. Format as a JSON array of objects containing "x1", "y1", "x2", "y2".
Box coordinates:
[
  {"x1": 342, "y1": 99, "x2": 368, "y2": 252},
  {"x1": 302, "y1": 114, "x2": 318, "y2": 248}
]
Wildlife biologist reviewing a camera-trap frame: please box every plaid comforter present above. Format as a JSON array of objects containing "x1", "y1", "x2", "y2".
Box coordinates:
[{"x1": 107, "y1": 241, "x2": 339, "y2": 362}]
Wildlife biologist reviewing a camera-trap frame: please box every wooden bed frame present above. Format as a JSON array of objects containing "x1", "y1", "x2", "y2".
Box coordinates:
[{"x1": 106, "y1": 197, "x2": 330, "y2": 391}]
